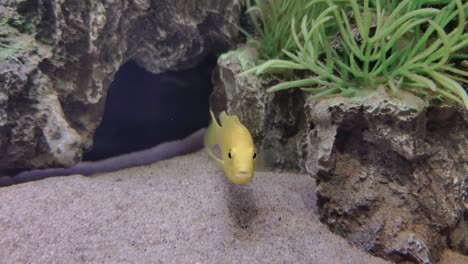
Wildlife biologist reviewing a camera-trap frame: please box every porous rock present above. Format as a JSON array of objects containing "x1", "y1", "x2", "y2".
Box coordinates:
[
  {"x1": 215, "y1": 45, "x2": 467, "y2": 263},
  {"x1": 0, "y1": 0, "x2": 241, "y2": 169},
  {"x1": 305, "y1": 90, "x2": 468, "y2": 263}
]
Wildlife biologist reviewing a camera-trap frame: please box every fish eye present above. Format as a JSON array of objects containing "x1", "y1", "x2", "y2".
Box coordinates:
[
  {"x1": 228, "y1": 152, "x2": 232, "y2": 159},
  {"x1": 253, "y1": 152, "x2": 257, "y2": 159}
]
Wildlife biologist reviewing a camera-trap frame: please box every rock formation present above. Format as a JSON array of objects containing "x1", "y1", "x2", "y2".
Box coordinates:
[
  {"x1": 215, "y1": 45, "x2": 468, "y2": 263},
  {"x1": 305, "y1": 92, "x2": 467, "y2": 263},
  {"x1": 0, "y1": 0, "x2": 241, "y2": 170}
]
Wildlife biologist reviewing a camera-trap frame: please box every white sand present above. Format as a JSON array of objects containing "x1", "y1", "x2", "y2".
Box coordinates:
[{"x1": 0, "y1": 150, "x2": 390, "y2": 263}]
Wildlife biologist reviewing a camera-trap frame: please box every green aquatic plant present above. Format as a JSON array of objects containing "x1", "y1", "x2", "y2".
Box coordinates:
[
  {"x1": 243, "y1": 0, "x2": 310, "y2": 60},
  {"x1": 243, "y1": 0, "x2": 349, "y2": 60},
  {"x1": 241, "y1": 0, "x2": 468, "y2": 109}
]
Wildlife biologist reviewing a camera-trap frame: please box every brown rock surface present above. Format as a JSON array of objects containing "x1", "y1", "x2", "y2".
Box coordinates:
[
  {"x1": 438, "y1": 250, "x2": 468, "y2": 264},
  {"x1": 305, "y1": 91, "x2": 467, "y2": 263}
]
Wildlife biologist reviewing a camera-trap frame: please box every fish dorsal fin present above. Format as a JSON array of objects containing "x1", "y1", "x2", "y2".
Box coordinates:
[
  {"x1": 210, "y1": 110, "x2": 222, "y2": 129},
  {"x1": 219, "y1": 111, "x2": 242, "y2": 126},
  {"x1": 204, "y1": 110, "x2": 221, "y2": 148},
  {"x1": 231, "y1": 115, "x2": 241, "y2": 123},
  {"x1": 204, "y1": 109, "x2": 224, "y2": 169}
]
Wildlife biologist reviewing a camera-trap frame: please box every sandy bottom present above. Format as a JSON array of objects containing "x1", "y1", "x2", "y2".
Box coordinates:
[{"x1": 0, "y1": 151, "x2": 464, "y2": 263}]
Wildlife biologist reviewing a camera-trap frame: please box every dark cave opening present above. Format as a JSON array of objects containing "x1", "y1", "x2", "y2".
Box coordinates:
[{"x1": 83, "y1": 56, "x2": 216, "y2": 161}]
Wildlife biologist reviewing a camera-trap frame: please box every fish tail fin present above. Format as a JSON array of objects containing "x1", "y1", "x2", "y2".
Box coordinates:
[{"x1": 204, "y1": 109, "x2": 221, "y2": 148}]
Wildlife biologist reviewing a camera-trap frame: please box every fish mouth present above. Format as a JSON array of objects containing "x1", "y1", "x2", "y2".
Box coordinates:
[{"x1": 230, "y1": 172, "x2": 253, "y2": 185}]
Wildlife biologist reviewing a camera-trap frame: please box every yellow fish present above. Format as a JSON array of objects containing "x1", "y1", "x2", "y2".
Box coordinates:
[{"x1": 204, "y1": 110, "x2": 257, "y2": 185}]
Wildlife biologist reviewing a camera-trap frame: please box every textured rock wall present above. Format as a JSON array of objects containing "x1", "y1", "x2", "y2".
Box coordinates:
[
  {"x1": 306, "y1": 92, "x2": 467, "y2": 263},
  {"x1": 215, "y1": 45, "x2": 468, "y2": 263},
  {"x1": 0, "y1": 0, "x2": 241, "y2": 169}
]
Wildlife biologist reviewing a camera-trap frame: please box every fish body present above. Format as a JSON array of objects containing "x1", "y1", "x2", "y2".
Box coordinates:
[{"x1": 204, "y1": 110, "x2": 256, "y2": 185}]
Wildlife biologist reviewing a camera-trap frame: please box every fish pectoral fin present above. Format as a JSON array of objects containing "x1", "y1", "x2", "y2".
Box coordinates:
[
  {"x1": 205, "y1": 147, "x2": 224, "y2": 168},
  {"x1": 255, "y1": 148, "x2": 277, "y2": 172}
]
